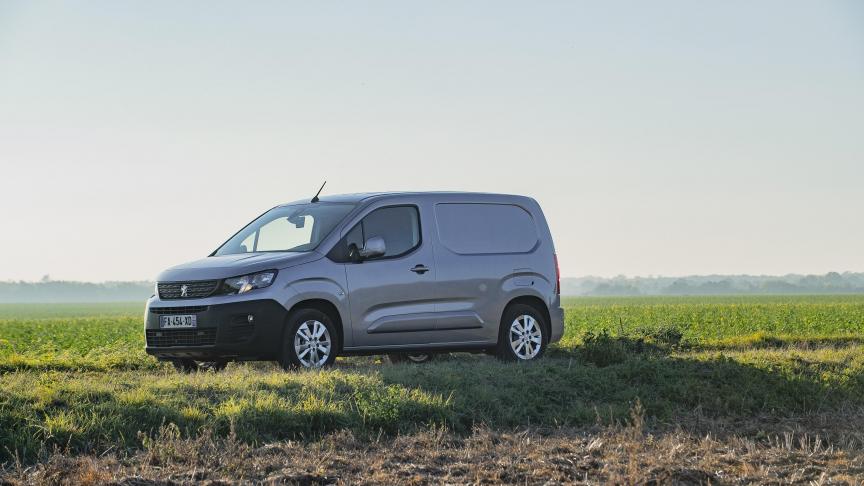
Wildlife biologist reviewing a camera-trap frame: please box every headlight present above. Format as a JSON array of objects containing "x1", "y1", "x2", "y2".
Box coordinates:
[{"x1": 219, "y1": 270, "x2": 277, "y2": 295}]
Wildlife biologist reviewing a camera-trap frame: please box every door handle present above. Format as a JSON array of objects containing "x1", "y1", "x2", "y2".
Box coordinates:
[{"x1": 410, "y1": 264, "x2": 430, "y2": 274}]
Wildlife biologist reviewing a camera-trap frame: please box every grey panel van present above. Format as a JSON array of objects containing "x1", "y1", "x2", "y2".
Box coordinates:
[{"x1": 145, "y1": 192, "x2": 564, "y2": 371}]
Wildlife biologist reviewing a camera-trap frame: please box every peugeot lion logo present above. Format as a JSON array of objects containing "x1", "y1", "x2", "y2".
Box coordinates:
[{"x1": 180, "y1": 285, "x2": 188, "y2": 298}]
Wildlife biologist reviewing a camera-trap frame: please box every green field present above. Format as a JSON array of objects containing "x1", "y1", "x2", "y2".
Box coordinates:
[
  {"x1": 1, "y1": 296, "x2": 863, "y2": 475},
  {"x1": 2, "y1": 296, "x2": 862, "y2": 373}
]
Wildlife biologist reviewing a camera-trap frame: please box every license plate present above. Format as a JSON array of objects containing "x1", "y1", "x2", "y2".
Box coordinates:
[{"x1": 160, "y1": 315, "x2": 197, "y2": 329}]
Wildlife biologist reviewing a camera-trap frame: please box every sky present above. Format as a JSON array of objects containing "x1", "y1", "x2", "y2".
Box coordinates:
[{"x1": 0, "y1": 1, "x2": 862, "y2": 282}]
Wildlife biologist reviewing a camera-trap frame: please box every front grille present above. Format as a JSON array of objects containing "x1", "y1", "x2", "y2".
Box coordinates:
[
  {"x1": 149, "y1": 306, "x2": 209, "y2": 315},
  {"x1": 146, "y1": 329, "x2": 217, "y2": 347},
  {"x1": 157, "y1": 281, "x2": 219, "y2": 299}
]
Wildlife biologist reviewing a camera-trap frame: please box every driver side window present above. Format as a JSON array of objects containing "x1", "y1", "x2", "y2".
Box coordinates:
[{"x1": 327, "y1": 205, "x2": 420, "y2": 263}]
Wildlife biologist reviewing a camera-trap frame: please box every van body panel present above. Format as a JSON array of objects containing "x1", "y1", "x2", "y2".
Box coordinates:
[
  {"x1": 157, "y1": 251, "x2": 322, "y2": 282},
  {"x1": 337, "y1": 197, "x2": 440, "y2": 347},
  {"x1": 426, "y1": 194, "x2": 559, "y2": 345},
  {"x1": 429, "y1": 254, "x2": 511, "y2": 343},
  {"x1": 366, "y1": 312, "x2": 438, "y2": 334},
  {"x1": 281, "y1": 266, "x2": 352, "y2": 346},
  {"x1": 433, "y1": 310, "x2": 484, "y2": 330}
]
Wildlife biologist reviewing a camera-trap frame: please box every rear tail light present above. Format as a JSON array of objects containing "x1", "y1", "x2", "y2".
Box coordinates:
[{"x1": 553, "y1": 253, "x2": 561, "y2": 295}]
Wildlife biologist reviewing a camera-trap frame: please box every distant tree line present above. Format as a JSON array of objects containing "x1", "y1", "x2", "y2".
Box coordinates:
[
  {"x1": 0, "y1": 280, "x2": 154, "y2": 303},
  {"x1": 1, "y1": 272, "x2": 863, "y2": 302},
  {"x1": 561, "y1": 272, "x2": 864, "y2": 296}
]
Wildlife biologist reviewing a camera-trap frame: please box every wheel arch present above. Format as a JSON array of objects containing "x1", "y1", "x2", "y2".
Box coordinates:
[
  {"x1": 287, "y1": 298, "x2": 345, "y2": 352},
  {"x1": 502, "y1": 295, "x2": 552, "y2": 341}
]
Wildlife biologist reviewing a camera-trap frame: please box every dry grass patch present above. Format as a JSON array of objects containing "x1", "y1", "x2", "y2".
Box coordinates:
[{"x1": 3, "y1": 411, "x2": 863, "y2": 485}]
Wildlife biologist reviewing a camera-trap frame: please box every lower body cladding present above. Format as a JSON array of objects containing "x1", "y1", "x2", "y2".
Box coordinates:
[{"x1": 145, "y1": 300, "x2": 288, "y2": 361}]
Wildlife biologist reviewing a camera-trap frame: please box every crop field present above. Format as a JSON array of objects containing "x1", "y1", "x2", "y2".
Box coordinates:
[{"x1": 1, "y1": 296, "x2": 863, "y2": 484}]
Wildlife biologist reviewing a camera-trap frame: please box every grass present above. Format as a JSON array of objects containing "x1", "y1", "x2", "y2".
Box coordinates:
[
  {"x1": 2, "y1": 296, "x2": 862, "y2": 373},
  {"x1": 0, "y1": 316, "x2": 149, "y2": 372},
  {"x1": 0, "y1": 295, "x2": 862, "y2": 466},
  {"x1": 2, "y1": 346, "x2": 863, "y2": 463},
  {"x1": 561, "y1": 294, "x2": 864, "y2": 344},
  {"x1": 0, "y1": 302, "x2": 142, "y2": 320}
]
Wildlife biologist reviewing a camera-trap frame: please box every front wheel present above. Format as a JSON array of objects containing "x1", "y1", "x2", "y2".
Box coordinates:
[
  {"x1": 496, "y1": 304, "x2": 547, "y2": 362},
  {"x1": 280, "y1": 308, "x2": 339, "y2": 370}
]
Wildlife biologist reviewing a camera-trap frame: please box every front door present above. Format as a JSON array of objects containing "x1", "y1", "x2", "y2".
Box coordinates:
[{"x1": 340, "y1": 204, "x2": 439, "y2": 347}]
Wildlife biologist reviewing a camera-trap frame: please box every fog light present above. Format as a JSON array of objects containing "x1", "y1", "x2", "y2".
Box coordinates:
[{"x1": 247, "y1": 314, "x2": 254, "y2": 323}]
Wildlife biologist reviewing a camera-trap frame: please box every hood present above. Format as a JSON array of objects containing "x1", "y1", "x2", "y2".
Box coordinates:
[{"x1": 157, "y1": 251, "x2": 323, "y2": 282}]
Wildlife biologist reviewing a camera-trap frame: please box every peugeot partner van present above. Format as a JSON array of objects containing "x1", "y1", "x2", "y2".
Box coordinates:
[{"x1": 145, "y1": 192, "x2": 564, "y2": 371}]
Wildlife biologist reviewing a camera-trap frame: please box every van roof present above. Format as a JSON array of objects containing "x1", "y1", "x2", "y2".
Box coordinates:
[{"x1": 281, "y1": 191, "x2": 530, "y2": 206}]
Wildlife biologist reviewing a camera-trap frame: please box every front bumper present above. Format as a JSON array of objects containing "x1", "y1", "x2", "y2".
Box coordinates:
[{"x1": 144, "y1": 299, "x2": 288, "y2": 360}]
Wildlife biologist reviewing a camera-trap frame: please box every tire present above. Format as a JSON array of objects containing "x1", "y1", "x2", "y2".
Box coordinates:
[
  {"x1": 198, "y1": 360, "x2": 228, "y2": 372},
  {"x1": 170, "y1": 359, "x2": 227, "y2": 373},
  {"x1": 496, "y1": 303, "x2": 548, "y2": 362},
  {"x1": 280, "y1": 308, "x2": 339, "y2": 370},
  {"x1": 388, "y1": 352, "x2": 435, "y2": 364},
  {"x1": 171, "y1": 358, "x2": 198, "y2": 373}
]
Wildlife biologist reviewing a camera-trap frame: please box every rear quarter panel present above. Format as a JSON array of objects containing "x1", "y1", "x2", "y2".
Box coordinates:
[{"x1": 430, "y1": 195, "x2": 558, "y2": 344}]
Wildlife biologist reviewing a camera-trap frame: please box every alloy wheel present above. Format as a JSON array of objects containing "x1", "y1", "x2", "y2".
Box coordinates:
[
  {"x1": 293, "y1": 320, "x2": 332, "y2": 368},
  {"x1": 508, "y1": 314, "x2": 542, "y2": 360}
]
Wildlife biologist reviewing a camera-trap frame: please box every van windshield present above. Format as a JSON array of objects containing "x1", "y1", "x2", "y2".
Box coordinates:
[{"x1": 214, "y1": 203, "x2": 356, "y2": 256}]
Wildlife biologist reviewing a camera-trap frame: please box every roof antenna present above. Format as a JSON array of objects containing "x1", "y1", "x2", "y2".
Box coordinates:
[{"x1": 311, "y1": 181, "x2": 327, "y2": 203}]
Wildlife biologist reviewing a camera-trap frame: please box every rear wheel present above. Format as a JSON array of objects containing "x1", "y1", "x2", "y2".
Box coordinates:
[
  {"x1": 170, "y1": 359, "x2": 228, "y2": 373},
  {"x1": 198, "y1": 360, "x2": 228, "y2": 372},
  {"x1": 280, "y1": 308, "x2": 339, "y2": 370},
  {"x1": 171, "y1": 358, "x2": 198, "y2": 373},
  {"x1": 496, "y1": 303, "x2": 547, "y2": 362},
  {"x1": 388, "y1": 352, "x2": 435, "y2": 364}
]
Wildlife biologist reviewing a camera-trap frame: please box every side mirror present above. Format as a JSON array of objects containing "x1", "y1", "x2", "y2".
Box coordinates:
[{"x1": 358, "y1": 236, "x2": 386, "y2": 260}]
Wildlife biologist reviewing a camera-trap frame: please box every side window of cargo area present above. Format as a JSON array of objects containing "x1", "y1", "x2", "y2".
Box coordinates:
[
  {"x1": 329, "y1": 206, "x2": 421, "y2": 262},
  {"x1": 436, "y1": 203, "x2": 538, "y2": 254}
]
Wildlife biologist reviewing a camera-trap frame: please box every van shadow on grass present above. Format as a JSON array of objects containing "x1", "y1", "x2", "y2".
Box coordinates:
[{"x1": 378, "y1": 332, "x2": 864, "y2": 434}]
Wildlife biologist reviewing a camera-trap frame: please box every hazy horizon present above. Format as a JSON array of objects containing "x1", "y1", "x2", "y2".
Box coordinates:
[
  {"x1": 3, "y1": 272, "x2": 863, "y2": 303},
  {"x1": 4, "y1": 270, "x2": 864, "y2": 285},
  {"x1": 2, "y1": 1, "x2": 862, "y2": 281}
]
